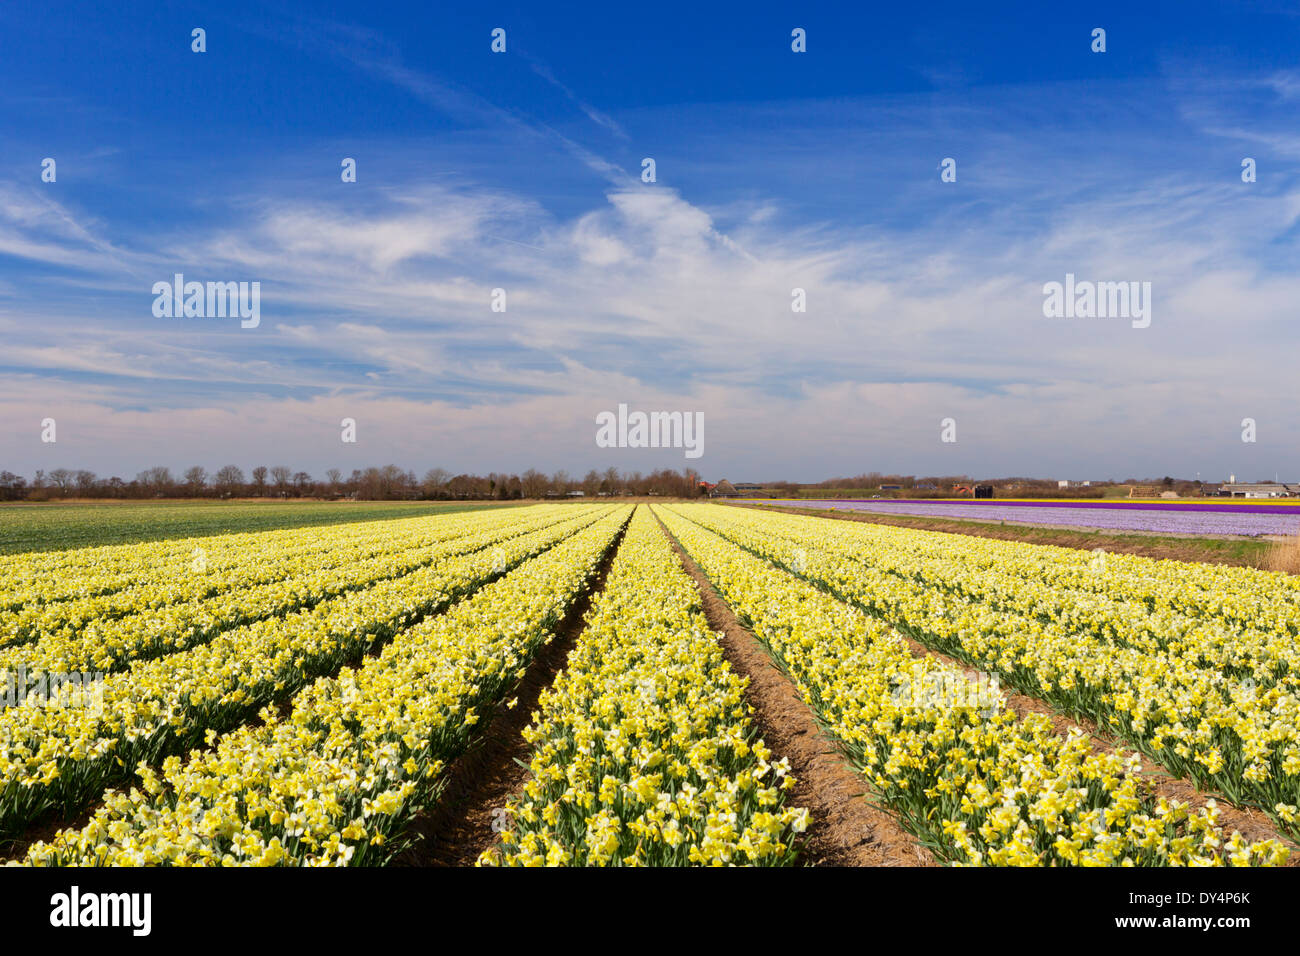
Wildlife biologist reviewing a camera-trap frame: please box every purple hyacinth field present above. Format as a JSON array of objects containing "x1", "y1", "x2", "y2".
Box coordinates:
[{"x1": 750, "y1": 499, "x2": 1300, "y2": 536}]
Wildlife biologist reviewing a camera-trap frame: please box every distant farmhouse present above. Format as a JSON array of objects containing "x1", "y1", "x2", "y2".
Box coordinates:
[
  {"x1": 1219, "y1": 482, "x2": 1298, "y2": 498},
  {"x1": 710, "y1": 479, "x2": 740, "y2": 498},
  {"x1": 1126, "y1": 480, "x2": 1297, "y2": 499}
]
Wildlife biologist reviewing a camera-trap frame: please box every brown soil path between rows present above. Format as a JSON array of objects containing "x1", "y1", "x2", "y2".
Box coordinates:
[
  {"x1": 652, "y1": 509, "x2": 934, "y2": 867},
  {"x1": 394, "y1": 514, "x2": 631, "y2": 867}
]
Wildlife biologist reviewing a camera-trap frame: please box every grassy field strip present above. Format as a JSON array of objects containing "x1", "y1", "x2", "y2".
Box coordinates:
[
  {"x1": 479, "y1": 506, "x2": 806, "y2": 867},
  {"x1": 14, "y1": 509, "x2": 633, "y2": 866},
  {"x1": 0, "y1": 509, "x2": 522, "y2": 613},
  {"x1": 673, "y1": 504, "x2": 1300, "y2": 840},
  {"x1": 0, "y1": 501, "x2": 504, "y2": 556},
  {"x1": 0, "y1": 506, "x2": 616, "y2": 839},
  {"x1": 655, "y1": 506, "x2": 1288, "y2": 866},
  {"x1": 0, "y1": 506, "x2": 593, "y2": 673},
  {"x1": 732, "y1": 505, "x2": 1300, "y2": 635}
]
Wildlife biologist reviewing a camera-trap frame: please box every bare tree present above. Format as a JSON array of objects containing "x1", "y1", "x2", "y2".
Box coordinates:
[
  {"x1": 0, "y1": 471, "x2": 27, "y2": 500},
  {"x1": 251, "y1": 466, "x2": 268, "y2": 495},
  {"x1": 137, "y1": 466, "x2": 173, "y2": 496},
  {"x1": 270, "y1": 465, "x2": 291, "y2": 496},
  {"x1": 48, "y1": 468, "x2": 73, "y2": 495},
  {"x1": 422, "y1": 467, "x2": 449, "y2": 497},
  {"x1": 184, "y1": 466, "x2": 208, "y2": 495},
  {"x1": 381, "y1": 464, "x2": 406, "y2": 498},
  {"x1": 521, "y1": 468, "x2": 547, "y2": 500},
  {"x1": 214, "y1": 465, "x2": 245, "y2": 496}
]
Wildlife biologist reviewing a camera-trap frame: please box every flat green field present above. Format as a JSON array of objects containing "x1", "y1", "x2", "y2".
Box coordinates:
[{"x1": 0, "y1": 500, "x2": 521, "y2": 554}]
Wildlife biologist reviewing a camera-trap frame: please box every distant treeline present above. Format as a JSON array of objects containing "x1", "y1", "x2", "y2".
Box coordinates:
[
  {"x1": 0, "y1": 465, "x2": 706, "y2": 502},
  {"x1": 0, "y1": 466, "x2": 1211, "y2": 503},
  {"x1": 807, "y1": 474, "x2": 1112, "y2": 498},
  {"x1": 771, "y1": 474, "x2": 1207, "y2": 499}
]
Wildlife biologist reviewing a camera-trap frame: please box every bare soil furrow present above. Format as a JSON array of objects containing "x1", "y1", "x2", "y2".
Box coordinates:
[
  {"x1": 654, "y1": 510, "x2": 933, "y2": 867},
  {"x1": 393, "y1": 516, "x2": 630, "y2": 867}
]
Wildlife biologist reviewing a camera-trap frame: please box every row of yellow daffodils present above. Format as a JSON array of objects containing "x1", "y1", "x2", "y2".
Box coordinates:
[
  {"x1": 480, "y1": 507, "x2": 806, "y2": 867},
  {"x1": 0, "y1": 508, "x2": 525, "y2": 650},
  {"x1": 780, "y1": 505, "x2": 1300, "y2": 632},
  {"x1": 655, "y1": 506, "x2": 1289, "y2": 866},
  {"x1": 678, "y1": 505, "x2": 1300, "y2": 836},
  {"x1": 15, "y1": 508, "x2": 632, "y2": 865},
  {"x1": 0, "y1": 512, "x2": 466, "y2": 612},
  {"x1": 0, "y1": 506, "x2": 609, "y2": 838},
  {"x1": 1, "y1": 520, "x2": 339, "y2": 613},
  {"x1": 0, "y1": 505, "x2": 573, "y2": 675},
  {"x1": 742, "y1": 508, "x2": 1300, "y2": 681}
]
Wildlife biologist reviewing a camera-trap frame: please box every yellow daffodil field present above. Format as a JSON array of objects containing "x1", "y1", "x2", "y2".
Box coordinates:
[
  {"x1": 1, "y1": 500, "x2": 1296, "y2": 866},
  {"x1": 479, "y1": 507, "x2": 806, "y2": 866},
  {"x1": 656, "y1": 503, "x2": 1300, "y2": 860},
  {"x1": 20, "y1": 508, "x2": 632, "y2": 865}
]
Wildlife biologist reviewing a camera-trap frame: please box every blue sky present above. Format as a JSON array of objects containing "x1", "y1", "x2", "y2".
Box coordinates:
[{"x1": 3, "y1": 0, "x2": 1299, "y2": 482}]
